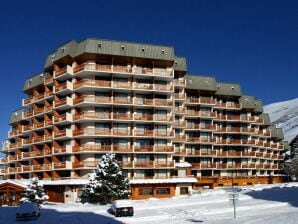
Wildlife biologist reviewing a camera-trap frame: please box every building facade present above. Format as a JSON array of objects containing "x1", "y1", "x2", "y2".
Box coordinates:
[{"x1": 0, "y1": 39, "x2": 288, "y2": 202}]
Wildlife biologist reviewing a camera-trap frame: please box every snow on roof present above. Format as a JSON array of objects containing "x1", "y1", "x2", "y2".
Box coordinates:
[
  {"x1": 175, "y1": 162, "x2": 192, "y2": 168},
  {"x1": 40, "y1": 179, "x2": 89, "y2": 186},
  {"x1": 129, "y1": 177, "x2": 197, "y2": 184},
  {"x1": 0, "y1": 179, "x2": 29, "y2": 188}
]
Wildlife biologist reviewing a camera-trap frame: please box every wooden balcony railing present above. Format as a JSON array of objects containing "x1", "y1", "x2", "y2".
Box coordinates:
[
  {"x1": 74, "y1": 79, "x2": 111, "y2": 89},
  {"x1": 73, "y1": 128, "x2": 111, "y2": 136},
  {"x1": 113, "y1": 113, "x2": 132, "y2": 120},
  {"x1": 74, "y1": 96, "x2": 111, "y2": 104},
  {"x1": 74, "y1": 112, "x2": 111, "y2": 120},
  {"x1": 73, "y1": 145, "x2": 111, "y2": 152}
]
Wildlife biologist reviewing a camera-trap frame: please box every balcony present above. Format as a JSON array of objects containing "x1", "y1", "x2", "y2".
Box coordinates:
[
  {"x1": 154, "y1": 99, "x2": 172, "y2": 107},
  {"x1": 23, "y1": 111, "x2": 33, "y2": 118},
  {"x1": 113, "y1": 113, "x2": 132, "y2": 120},
  {"x1": 113, "y1": 82, "x2": 132, "y2": 89},
  {"x1": 154, "y1": 146, "x2": 174, "y2": 153},
  {"x1": 74, "y1": 63, "x2": 112, "y2": 74},
  {"x1": 155, "y1": 161, "x2": 174, "y2": 168},
  {"x1": 73, "y1": 161, "x2": 98, "y2": 169},
  {"x1": 226, "y1": 115, "x2": 241, "y2": 121},
  {"x1": 74, "y1": 79, "x2": 111, "y2": 90},
  {"x1": 113, "y1": 145, "x2": 133, "y2": 152},
  {"x1": 155, "y1": 115, "x2": 172, "y2": 122},
  {"x1": 53, "y1": 161, "x2": 72, "y2": 169},
  {"x1": 134, "y1": 114, "x2": 153, "y2": 121},
  {"x1": 155, "y1": 68, "x2": 173, "y2": 77},
  {"x1": 134, "y1": 145, "x2": 154, "y2": 152},
  {"x1": 44, "y1": 76, "x2": 53, "y2": 85},
  {"x1": 154, "y1": 130, "x2": 172, "y2": 137},
  {"x1": 55, "y1": 80, "x2": 73, "y2": 94},
  {"x1": 9, "y1": 130, "x2": 20, "y2": 138},
  {"x1": 22, "y1": 124, "x2": 33, "y2": 132},
  {"x1": 54, "y1": 96, "x2": 73, "y2": 108},
  {"x1": 54, "y1": 112, "x2": 72, "y2": 124},
  {"x1": 134, "y1": 98, "x2": 154, "y2": 106},
  {"x1": 74, "y1": 112, "x2": 111, "y2": 121},
  {"x1": 73, "y1": 128, "x2": 111, "y2": 137},
  {"x1": 113, "y1": 65, "x2": 132, "y2": 73},
  {"x1": 74, "y1": 96, "x2": 111, "y2": 105},
  {"x1": 173, "y1": 79, "x2": 185, "y2": 86},
  {"x1": 154, "y1": 84, "x2": 172, "y2": 92},
  {"x1": 9, "y1": 141, "x2": 21, "y2": 149},
  {"x1": 33, "y1": 164, "x2": 52, "y2": 171},
  {"x1": 134, "y1": 160, "x2": 154, "y2": 168},
  {"x1": 134, "y1": 130, "x2": 154, "y2": 137},
  {"x1": 54, "y1": 65, "x2": 73, "y2": 79},
  {"x1": 113, "y1": 129, "x2": 131, "y2": 136},
  {"x1": 114, "y1": 97, "x2": 132, "y2": 104},
  {"x1": 186, "y1": 97, "x2": 216, "y2": 105},
  {"x1": 73, "y1": 145, "x2": 111, "y2": 153},
  {"x1": 33, "y1": 135, "x2": 52, "y2": 143},
  {"x1": 54, "y1": 129, "x2": 72, "y2": 139},
  {"x1": 134, "y1": 83, "x2": 153, "y2": 90}
]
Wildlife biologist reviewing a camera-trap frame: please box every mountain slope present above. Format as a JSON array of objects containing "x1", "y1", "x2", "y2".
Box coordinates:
[{"x1": 264, "y1": 98, "x2": 298, "y2": 143}]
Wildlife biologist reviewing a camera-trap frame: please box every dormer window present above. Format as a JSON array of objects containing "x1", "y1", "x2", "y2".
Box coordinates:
[
  {"x1": 51, "y1": 54, "x2": 55, "y2": 62},
  {"x1": 142, "y1": 48, "x2": 145, "y2": 52},
  {"x1": 121, "y1": 45, "x2": 125, "y2": 50},
  {"x1": 231, "y1": 86, "x2": 235, "y2": 90},
  {"x1": 61, "y1": 47, "x2": 65, "y2": 53},
  {"x1": 98, "y1": 43, "x2": 102, "y2": 48},
  {"x1": 161, "y1": 49, "x2": 165, "y2": 54}
]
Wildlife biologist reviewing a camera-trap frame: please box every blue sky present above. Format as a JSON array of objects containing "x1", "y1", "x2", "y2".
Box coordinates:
[{"x1": 0, "y1": 0, "x2": 298, "y2": 146}]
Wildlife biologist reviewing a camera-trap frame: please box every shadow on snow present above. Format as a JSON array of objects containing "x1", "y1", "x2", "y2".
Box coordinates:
[
  {"x1": 243, "y1": 186, "x2": 298, "y2": 207},
  {"x1": 0, "y1": 206, "x2": 124, "y2": 224}
]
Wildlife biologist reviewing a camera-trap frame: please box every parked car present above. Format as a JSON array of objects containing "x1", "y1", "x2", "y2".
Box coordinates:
[
  {"x1": 16, "y1": 202, "x2": 40, "y2": 221},
  {"x1": 111, "y1": 200, "x2": 134, "y2": 217}
]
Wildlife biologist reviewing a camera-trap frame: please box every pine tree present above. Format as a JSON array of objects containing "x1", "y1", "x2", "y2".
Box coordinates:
[
  {"x1": 21, "y1": 177, "x2": 49, "y2": 205},
  {"x1": 83, "y1": 153, "x2": 130, "y2": 204}
]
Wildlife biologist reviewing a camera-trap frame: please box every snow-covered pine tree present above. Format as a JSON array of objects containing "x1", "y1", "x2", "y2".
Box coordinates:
[
  {"x1": 83, "y1": 153, "x2": 130, "y2": 204},
  {"x1": 21, "y1": 177, "x2": 49, "y2": 205}
]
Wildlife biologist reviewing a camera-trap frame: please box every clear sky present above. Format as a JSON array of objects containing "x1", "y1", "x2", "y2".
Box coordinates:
[{"x1": 0, "y1": 0, "x2": 298, "y2": 147}]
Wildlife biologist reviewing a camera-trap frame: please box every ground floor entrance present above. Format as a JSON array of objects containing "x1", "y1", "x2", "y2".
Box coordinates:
[{"x1": 0, "y1": 182, "x2": 25, "y2": 206}]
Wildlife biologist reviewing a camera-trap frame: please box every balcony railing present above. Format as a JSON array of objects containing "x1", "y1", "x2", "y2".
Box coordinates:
[
  {"x1": 74, "y1": 96, "x2": 111, "y2": 105},
  {"x1": 74, "y1": 112, "x2": 111, "y2": 120},
  {"x1": 74, "y1": 79, "x2": 111, "y2": 89},
  {"x1": 73, "y1": 128, "x2": 111, "y2": 136},
  {"x1": 73, "y1": 145, "x2": 111, "y2": 152}
]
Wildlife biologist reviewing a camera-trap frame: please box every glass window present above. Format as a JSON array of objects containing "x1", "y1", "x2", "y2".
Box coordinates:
[
  {"x1": 156, "y1": 188, "x2": 170, "y2": 195},
  {"x1": 139, "y1": 187, "x2": 153, "y2": 195}
]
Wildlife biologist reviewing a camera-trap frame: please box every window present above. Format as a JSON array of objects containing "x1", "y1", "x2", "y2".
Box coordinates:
[
  {"x1": 156, "y1": 188, "x2": 170, "y2": 195},
  {"x1": 139, "y1": 187, "x2": 153, "y2": 195},
  {"x1": 180, "y1": 187, "x2": 189, "y2": 195}
]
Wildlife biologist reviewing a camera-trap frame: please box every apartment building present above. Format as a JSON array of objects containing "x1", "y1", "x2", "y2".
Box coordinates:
[{"x1": 0, "y1": 38, "x2": 288, "y2": 202}]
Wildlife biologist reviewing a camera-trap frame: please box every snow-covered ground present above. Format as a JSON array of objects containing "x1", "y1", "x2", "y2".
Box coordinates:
[{"x1": 1, "y1": 183, "x2": 298, "y2": 224}]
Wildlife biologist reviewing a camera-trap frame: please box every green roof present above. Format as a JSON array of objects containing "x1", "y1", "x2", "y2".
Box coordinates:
[
  {"x1": 45, "y1": 38, "x2": 175, "y2": 69},
  {"x1": 259, "y1": 114, "x2": 271, "y2": 125},
  {"x1": 276, "y1": 128, "x2": 284, "y2": 140},
  {"x1": 185, "y1": 75, "x2": 217, "y2": 91},
  {"x1": 254, "y1": 100, "x2": 264, "y2": 113},
  {"x1": 239, "y1": 95, "x2": 255, "y2": 109},
  {"x1": 9, "y1": 109, "x2": 24, "y2": 125},
  {"x1": 23, "y1": 72, "x2": 51, "y2": 93},
  {"x1": 174, "y1": 57, "x2": 187, "y2": 72},
  {"x1": 215, "y1": 82, "x2": 242, "y2": 96}
]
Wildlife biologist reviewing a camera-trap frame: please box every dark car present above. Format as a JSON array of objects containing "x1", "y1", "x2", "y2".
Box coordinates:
[
  {"x1": 16, "y1": 202, "x2": 40, "y2": 221},
  {"x1": 111, "y1": 200, "x2": 134, "y2": 217}
]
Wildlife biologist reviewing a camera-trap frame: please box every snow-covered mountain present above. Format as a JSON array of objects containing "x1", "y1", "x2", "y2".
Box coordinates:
[{"x1": 264, "y1": 98, "x2": 298, "y2": 143}]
